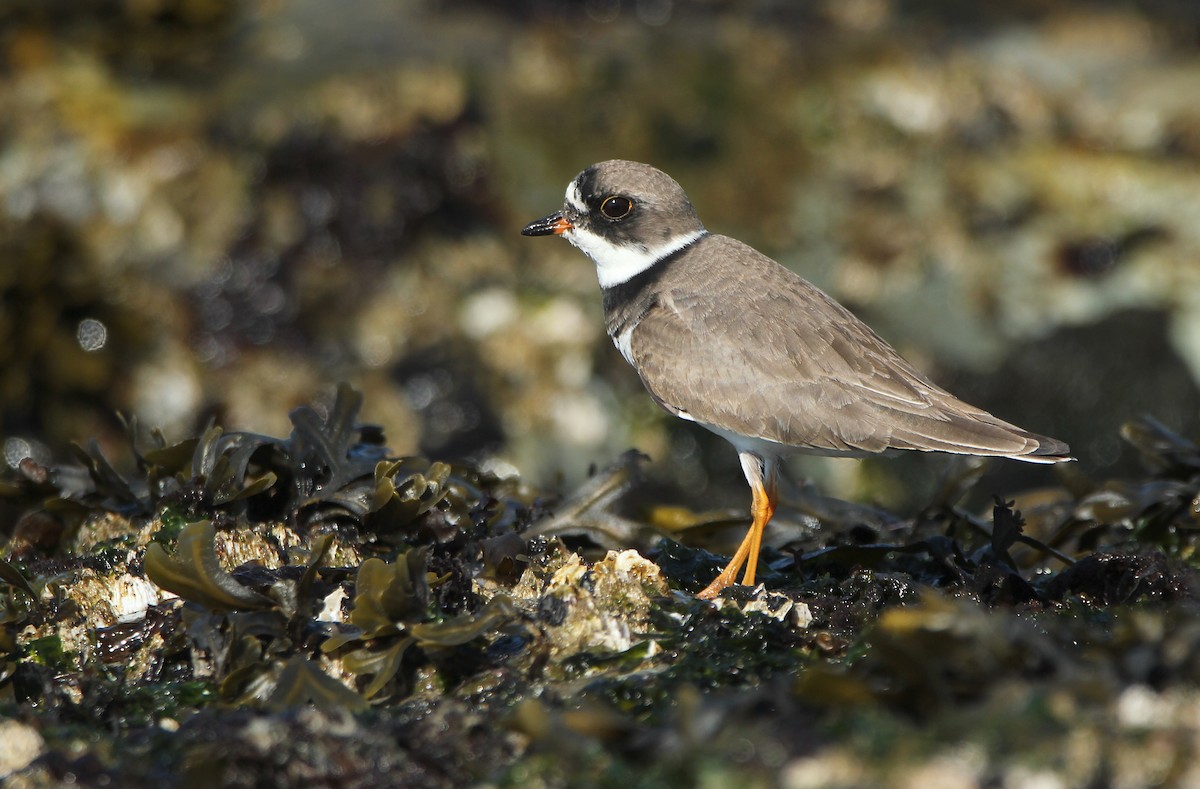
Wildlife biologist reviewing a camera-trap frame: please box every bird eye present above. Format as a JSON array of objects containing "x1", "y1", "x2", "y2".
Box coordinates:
[{"x1": 600, "y1": 195, "x2": 634, "y2": 220}]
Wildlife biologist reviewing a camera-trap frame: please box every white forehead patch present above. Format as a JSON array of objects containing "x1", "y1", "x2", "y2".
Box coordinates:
[
  {"x1": 566, "y1": 179, "x2": 586, "y2": 213},
  {"x1": 565, "y1": 227, "x2": 706, "y2": 288}
]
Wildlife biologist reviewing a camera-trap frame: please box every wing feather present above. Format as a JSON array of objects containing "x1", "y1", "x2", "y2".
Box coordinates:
[{"x1": 627, "y1": 235, "x2": 1069, "y2": 461}]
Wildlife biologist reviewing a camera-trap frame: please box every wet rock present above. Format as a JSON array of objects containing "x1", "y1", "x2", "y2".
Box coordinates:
[
  {"x1": 715, "y1": 585, "x2": 815, "y2": 629},
  {"x1": 513, "y1": 549, "x2": 668, "y2": 659},
  {"x1": 1045, "y1": 551, "x2": 1195, "y2": 605}
]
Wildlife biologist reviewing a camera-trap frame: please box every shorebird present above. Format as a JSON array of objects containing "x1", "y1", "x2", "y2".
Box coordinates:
[{"x1": 522, "y1": 160, "x2": 1071, "y2": 599}]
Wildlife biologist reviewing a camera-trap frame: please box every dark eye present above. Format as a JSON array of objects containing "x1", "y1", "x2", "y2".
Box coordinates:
[{"x1": 600, "y1": 195, "x2": 634, "y2": 220}]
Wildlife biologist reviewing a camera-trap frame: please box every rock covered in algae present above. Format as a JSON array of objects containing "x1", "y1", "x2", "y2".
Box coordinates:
[
  {"x1": 6, "y1": 377, "x2": 1200, "y2": 786},
  {"x1": 715, "y1": 585, "x2": 815, "y2": 630},
  {"x1": 511, "y1": 548, "x2": 669, "y2": 659}
]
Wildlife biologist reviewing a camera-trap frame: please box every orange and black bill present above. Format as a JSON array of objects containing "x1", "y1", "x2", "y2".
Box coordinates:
[{"x1": 521, "y1": 212, "x2": 573, "y2": 236}]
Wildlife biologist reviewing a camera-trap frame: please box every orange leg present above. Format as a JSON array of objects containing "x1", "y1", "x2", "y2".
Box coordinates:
[
  {"x1": 741, "y1": 481, "x2": 775, "y2": 586},
  {"x1": 695, "y1": 512, "x2": 757, "y2": 600},
  {"x1": 696, "y1": 453, "x2": 778, "y2": 600}
]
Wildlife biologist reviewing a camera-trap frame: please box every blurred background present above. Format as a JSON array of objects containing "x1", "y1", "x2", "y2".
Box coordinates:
[{"x1": 2, "y1": 0, "x2": 1198, "y2": 514}]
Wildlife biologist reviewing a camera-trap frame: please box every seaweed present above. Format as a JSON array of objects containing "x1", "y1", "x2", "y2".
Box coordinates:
[
  {"x1": 4, "y1": 384, "x2": 1200, "y2": 786},
  {"x1": 144, "y1": 521, "x2": 275, "y2": 612},
  {"x1": 0, "y1": 558, "x2": 37, "y2": 603},
  {"x1": 320, "y1": 549, "x2": 518, "y2": 698}
]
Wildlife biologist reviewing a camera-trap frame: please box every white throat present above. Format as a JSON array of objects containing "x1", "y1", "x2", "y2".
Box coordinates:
[{"x1": 565, "y1": 228, "x2": 707, "y2": 288}]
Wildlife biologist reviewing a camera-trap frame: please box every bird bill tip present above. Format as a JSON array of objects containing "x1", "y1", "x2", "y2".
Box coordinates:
[{"x1": 521, "y1": 212, "x2": 573, "y2": 237}]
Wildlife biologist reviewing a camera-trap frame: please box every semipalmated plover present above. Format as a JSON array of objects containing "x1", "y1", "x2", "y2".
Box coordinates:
[{"x1": 522, "y1": 160, "x2": 1071, "y2": 600}]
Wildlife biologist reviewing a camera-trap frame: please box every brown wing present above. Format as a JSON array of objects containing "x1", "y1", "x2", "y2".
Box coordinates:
[{"x1": 628, "y1": 235, "x2": 1070, "y2": 461}]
